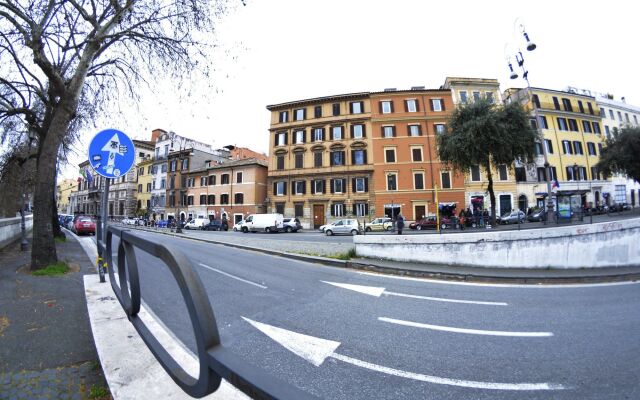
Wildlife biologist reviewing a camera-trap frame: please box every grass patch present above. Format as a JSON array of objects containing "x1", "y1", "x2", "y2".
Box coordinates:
[
  {"x1": 89, "y1": 384, "x2": 110, "y2": 399},
  {"x1": 54, "y1": 236, "x2": 66, "y2": 243},
  {"x1": 32, "y1": 261, "x2": 69, "y2": 276},
  {"x1": 327, "y1": 248, "x2": 357, "y2": 260}
]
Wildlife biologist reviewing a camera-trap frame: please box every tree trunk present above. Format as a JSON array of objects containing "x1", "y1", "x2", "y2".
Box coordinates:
[
  {"x1": 52, "y1": 199, "x2": 63, "y2": 238},
  {"x1": 31, "y1": 117, "x2": 70, "y2": 270},
  {"x1": 485, "y1": 162, "x2": 497, "y2": 227}
]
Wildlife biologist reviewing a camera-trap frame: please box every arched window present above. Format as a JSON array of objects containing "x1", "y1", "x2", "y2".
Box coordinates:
[{"x1": 234, "y1": 193, "x2": 244, "y2": 204}]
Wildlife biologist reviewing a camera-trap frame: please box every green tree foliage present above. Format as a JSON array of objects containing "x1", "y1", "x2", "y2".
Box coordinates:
[
  {"x1": 437, "y1": 99, "x2": 538, "y2": 225},
  {"x1": 596, "y1": 127, "x2": 640, "y2": 183}
]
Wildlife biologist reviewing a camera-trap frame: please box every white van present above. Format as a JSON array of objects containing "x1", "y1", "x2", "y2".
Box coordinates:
[
  {"x1": 242, "y1": 213, "x2": 284, "y2": 233},
  {"x1": 184, "y1": 218, "x2": 208, "y2": 230}
]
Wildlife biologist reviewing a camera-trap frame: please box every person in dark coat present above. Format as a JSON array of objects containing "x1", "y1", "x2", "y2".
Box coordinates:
[{"x1": 396, "y1": 214, "x2": 405, "y2": 235}]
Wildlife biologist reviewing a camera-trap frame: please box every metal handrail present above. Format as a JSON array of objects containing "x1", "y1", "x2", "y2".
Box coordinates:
[{"x1": 97, "y1": 226, "x2": 318, "y2": 399}]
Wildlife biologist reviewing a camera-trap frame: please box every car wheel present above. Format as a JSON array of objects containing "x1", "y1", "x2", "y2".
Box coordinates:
[
  {"x1": 285, "y1": 226, "x2": 292, "y2": 233},
  {"x1": 416, "y1": 225, "x2": 422, "y2": 231},
  {"x1": 265, "y1": 227, "x2": 271, "y2": 233},
  {"x1": 350, "y1": 229, "x2": 358, "y2": 236},
  {"x1": 233, "y1": 227, "x2": 237, "y2": 232},
  {"x1": 441, "y1": 223, "x2": 447, "y2": 230},
  {"x1": 385, "y1": 226, "x2": 393, "y2": 231},
  {"x1": 242, "y1": 227, "x2": 248, "y2": 233},
  {"x1": 325, "y1": 229, "x2": 333, "y2": 236},
  {"x1": 365, "y1": 227, "x2": 372, "y2": 232}
]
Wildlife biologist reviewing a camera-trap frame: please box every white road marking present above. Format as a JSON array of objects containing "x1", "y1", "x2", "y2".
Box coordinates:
[
  {"x1": 244, "y1": 317, "x2": 563, "y2": 391},
  {"x1": 199, "y1": 263, "x2": 267, "y2": 289},
  {"x1": 379, "y1": 317, "x2": 553, "y2": 337},
  {"x1": 355, "y1": 270, "x2": 640, "y2": 288},
  {"x1": 322, "y1": 281, "x2": 506, "y2": 306}
]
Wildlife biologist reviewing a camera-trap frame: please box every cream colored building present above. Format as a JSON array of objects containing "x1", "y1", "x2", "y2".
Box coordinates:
[{"x1": 56, "y1": 178, "x2": 77, "y2": 214}]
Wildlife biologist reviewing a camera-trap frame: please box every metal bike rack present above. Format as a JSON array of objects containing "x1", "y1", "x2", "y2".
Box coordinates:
[{"x1": 98, "y1": 226, "x2": 318, "y2": 399}]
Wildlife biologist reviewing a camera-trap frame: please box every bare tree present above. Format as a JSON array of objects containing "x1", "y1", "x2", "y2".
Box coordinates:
[{"x1": 0, "y1": 0, "x2": 234, "y2": 269}]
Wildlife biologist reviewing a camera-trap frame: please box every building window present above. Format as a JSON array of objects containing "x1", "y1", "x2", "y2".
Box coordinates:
[
  {"x1": 600, "y1": 108, "x2": 606, "y2": 118},
  {"x1": 515, "y1": 167, "x2": 526, "y2": 182},
  {"x1": 591, "y1": 166, "x2": 600, "y2": 180},
  {"x1": 275, "y1": 203, "x2": 285, "y2": 215},
  {"x1": 354, "y1": 203, "x2": 368, "y2": 217},
  {"x1": 587, "y1": 102, "x2": 594, "y2": 115},
  {"x1": 414, "y1": 172, "x2": 425, "y2": 190},
  {"x1": 332, "y1": 203, "x2": 345, "y2": 217},
  {"x1": 435, "y1": 124, "x2": 446, "y2": 134},
  {"x1": 578, "y1": 100, "x2": 585, "y2": 113},
  {"x1": 472, "y1": 92, "x2": 481, "y2": 102},
  {"x1": 236, "y1": 172, "x2": 243, "y2": 183},
  {"x1": 138, "y1": 184, "x2": 142, "y2": 192},
  {"x1": 354, "y1": 177, "x2": 367, "y2": 193},
  {"x1": 381, "y1": 101, "x2": 393, "y2": 114},
  {"x1": 221, "y1": 174, "x2": 229, "y2": 185},
  {"x1": 609, "y1": 109, "x2": 614, "y2": 119},
  {"x1": 276, "y1": 132, "x2": 287, "y2": 146},
  {"x1": 408, "y1": 125, "x2": 421, "y2": 136},
  {"x1": 279, "y1": 111, "x2": 288, "y2": 123},
  {"x1": 350, "y1": 101, "x2": 363, "y2": 114},
  {"x1": 314, "y1": 152, "x2": 323, "y2": 167},
  {"x1": 385, "y1": 148, "x2": 396, "y2": 163},
  {"x1": 382, "y1": 126, "x2": 395, "y2": 138},
  {"x1": 170, "y1": 160, "x2": 177, "y2": 172},
  {"x1": 535, "y1": 142, "x2": 543, "y2": 156},
  {"x1": 295, "y1": 153, "x2": 304, "y2": 168},
  {"x1": 275, "y1": 181, "x2": 286, "y2": 196},
  {"x1": 618, "y1": 111, "x2": 623, "y2": 121},
  {"x1": 161, "y1": 164, "x2": 167, "y2": 173},
  {"x1": 557, "y1": 118, "x2": 568, "y2": 131},
  {"x1": 587, "y1": 142, "x2": 596, "y2": 156},
  {"x1": 294, "y1": 204, "x2": 304, "y2": 217},
  {"x1": 387, "y1": 173, "x2": 397, "y2": 191},
  {"x1": 552, "y1": 97, "x2": 560, "y2": 110},
  {"x1": 470, "y1": 165, "x2": 481, "y2": 181},
  {"x1": 573, "y1": 141, "x2": 583, "y2": 155},
  {"x1": 330, "y1": 151, "x2": 345, "y2": 166},
  {"x1": 405, "y1": 99, "x2": 418, "y2": 112},
  {"x1": 411, "y1": 147, "x2": 423, "y2": 162},
  {"x1": 187, "y1": 196, "x2": 194, "y2": 206},
  {"x1": 332, "y1": 126, "x2": 343, "y2": 140},
  {"x1": 431, "y1": 99, "x2": 443, "y2": 111},
  {"x1": 182, "y1": 159, "x2": 189, "y2": 170},
  {"x1": 313, "y1": 128, "x2": 324, "y2": 142},
  {"x1": 312, "y1": 180, "x2": 324, "y2": 194},
  {"x1": 568, "y1": 119, "x2": 579, "y2": 132},
  {"x1": 219, "y1": 194, "x2": 229, "y2": 205},
  {"x1": 208, "y1": 175, "x2": 216, "y2": 185},
  {"x1": 562, "y1": 140, "x2": 573, "y2": 154},
  {"x1": 459, "y1": 91, "x2": 468, "y2": 103},
  {"x1": 294, "y1": 108, "x2": 305, "y2": 121},
  {"x1": 314, "y1": 106, "x2": 322, "y2": 118},
  {"x1": 332, "y1": 178, "x2": 345, "y2": 194},
  {"x1": 200, "y1": 194, "x2": 206, "y2": 205},
  {"x1": 234, "y1": 193, "x2": 244, "y2": 204},
  {"x1": 561, "y1": 98, "x2": 573, "y2": 112},
  {"x1": 605, "y1": 125, "x2": 610, "y2": 138},
  {"x1": 293, "y1": 181, "x2": 306, "y2": 195},
  {"x1": 200, "y1": 177, "x2": 206, "y2": 186},
  {"x1": 485, "y1": 92, "x2": 494, "y2": 104},
  {"x1": 592, "y1": 122, "x2": 601, "y2": 134},
  {"x1": 498, "y1": 165, "x2": 508, "y2": 181},
  {"x1": 352, "y1": 149, "x2": 366, "y2": 165},
  {"x1": 295, "y1": 130, "x2": 305, "y2": 144},
  {"x1": 332, "y1": 103, "x2": 341, "y2": 116},
  {"x1": 351, "y1": 124, "x2": 365, "y2": 139},
  {"x1": 441, "y1": 171, "x2": 451, "y2": 189},
  {"x1": 545, "y1": 139, "x2": 554, "y2": 154},
  {"x1": 276, "y1": 155, "x2": 285, "y2": 170},
  {"x1": 582, "y1": 120, "x2": 592, "y2": 133}
]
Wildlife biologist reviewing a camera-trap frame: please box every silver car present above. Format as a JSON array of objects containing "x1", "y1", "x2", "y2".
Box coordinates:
[
  {"x1": 498, "y1": 210, "x2": 525, "y2": 224},
  {"x1": 323, "y1": 219, "x2": 361, "y2": 236}
]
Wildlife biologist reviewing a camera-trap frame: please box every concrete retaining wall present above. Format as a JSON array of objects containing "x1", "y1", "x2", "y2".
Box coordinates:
[
  {"x1": 0, "y1": 215, "x2": 34, "y2": 249},
  {"x1": 354, "y1": 218, "x2": 640, "y2": 269}
]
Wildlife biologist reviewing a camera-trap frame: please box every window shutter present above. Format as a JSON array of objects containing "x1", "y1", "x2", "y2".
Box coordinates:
[
  {"x1": 342, "y1": 179, "x2": 347, "y2": 192},
  {"x1": 322, "y1": 180, "x2": 326, "y2": 194},
  {"x1": 283, "y1": 182, "x2": 287, "y2": 195},
  {"x1": 291, "y1": 181, "x2": 296, "y2": 194},
  {"x1": 361, "y1": 125, "x2": 366, "y2": 138},
  {"x1": 302, "y1": 181, "x2": 306, "y2": 194},
  {"x1": 416, "y1": 100, "x2": 420, "y2": 112},
  {"x1": 330, "y1": 153, "x2": 334, "y2": 166},
  {"x1": 392, "y1": 126, "x2": 396, "y2": 137},
  {"x1": 331, "y1": 205, "x2": 335, "y2": 216},
  {"x1": 378, "y1": 101, "x2": 383, "y2": 113},
  {"x1": 390, "y1": 101, "x2": 394, "y2": 113},
  {"x1": 350, "y1": 125, "x2": 354, "y2": 139},
  {"x1": 351, "y1": 150, "x2": 356, "y2": 165},
  {"x1": 429, "y1": 99, "x2": 434, "y2": 111},
  {"x1": 441, "y1": 99, "x2": 446, "y2": 111},
  {"x1": 364, "y1": 178, "x2": 369, "y2": 192},
  {"x1": 352, "y1": 178, "x2": 356, "y2": 192},
  {"x1": 352, "y1": 204, "x2": 357, "y2": 215},
  {"x1": 273, "y1": 182, "x2": 277, "y2": 195},
  {"x1": 363, "y1": 151, "x2": 367, "y2": 164},
  {"x1": 311, "y1": 181, "x2": 316, "y2": 195},
  {"x1": 330, "y1": 179, "x2": 335, "y2": 193},
  {"x1": 284, "y1": 132, "x2": 288, "y2": 145},
  {"x1": 321, "y1": 128, "x2": 325, "y2": 141},
  {"x1": 381, "y1": 126, "x2": 385, "y2": 137},
  {"x1": 404, "y1": 100, "x2": 408, "y2": 112}
]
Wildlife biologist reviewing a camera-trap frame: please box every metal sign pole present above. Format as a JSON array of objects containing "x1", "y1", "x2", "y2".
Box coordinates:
[{"x1": 97, "y1": 177, "x2": 110, "y2": 283}]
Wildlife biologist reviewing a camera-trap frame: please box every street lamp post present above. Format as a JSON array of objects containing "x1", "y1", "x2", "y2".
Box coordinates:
[{"x1": 506, "y1": 20, "x2": 555, "y2": 224}]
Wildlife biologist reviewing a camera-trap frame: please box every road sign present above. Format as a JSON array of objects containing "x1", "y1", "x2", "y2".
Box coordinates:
[{"x1": 88, "y1": 129, "x2": 135, "y2": 178}]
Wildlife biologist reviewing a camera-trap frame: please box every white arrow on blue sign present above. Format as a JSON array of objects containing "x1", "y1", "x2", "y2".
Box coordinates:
[{"x1": 88, "y1": 129, "x2": 136, "y2": 178}]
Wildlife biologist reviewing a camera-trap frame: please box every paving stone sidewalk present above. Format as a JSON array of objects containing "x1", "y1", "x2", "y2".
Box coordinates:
[{"x1": 0, "y1": 235, "x2": 111, "y2": 400}]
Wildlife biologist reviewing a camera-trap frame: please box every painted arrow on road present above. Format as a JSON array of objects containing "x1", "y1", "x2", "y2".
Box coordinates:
[
  {"x1": 242, "y1": 317, "x2": 564, "y2": 391},
  {"x1": 321, "y1": 281, "x2": 507, "y2": 306}
]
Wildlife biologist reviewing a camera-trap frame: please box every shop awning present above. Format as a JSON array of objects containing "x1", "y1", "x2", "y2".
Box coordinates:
[{"x1": 556, "y1": 190, "x2": 590, "y2": 196}]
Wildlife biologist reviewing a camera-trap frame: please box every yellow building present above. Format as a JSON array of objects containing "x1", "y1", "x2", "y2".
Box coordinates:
[
  {"x1": 443, "y1": 77, "x2": 519, "y2": 216},
  {"x1": 504, "y1": 87, "x2": 605, "y2": 209},
  {"x1": 136, "y1": 157, "x2": 154, "y2": 217},
  {"x1": 56, "y1": 178, "x2": 77, "y2": 215}
]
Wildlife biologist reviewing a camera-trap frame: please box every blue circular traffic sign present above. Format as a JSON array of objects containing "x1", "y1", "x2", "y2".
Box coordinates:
[{"x1": 88, "y1": 129, "x2": 136, "y2": 178}]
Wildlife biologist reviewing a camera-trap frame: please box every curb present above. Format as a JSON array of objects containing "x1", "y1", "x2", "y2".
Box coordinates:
[{"x1": 122, "y1": 225, "x2": 640, "y2": 285}]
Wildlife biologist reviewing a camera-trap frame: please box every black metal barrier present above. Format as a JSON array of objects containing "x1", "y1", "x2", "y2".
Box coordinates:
[{"x1": 98, "y1": 226, "x2": 318, "y2": 399}]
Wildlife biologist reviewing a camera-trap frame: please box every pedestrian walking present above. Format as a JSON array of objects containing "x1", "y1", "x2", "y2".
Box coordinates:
[{"x1": 396, "y1": 214, "x2": 405, "y2": 235}]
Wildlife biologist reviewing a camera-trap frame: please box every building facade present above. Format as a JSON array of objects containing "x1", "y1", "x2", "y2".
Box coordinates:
[
  {"x1": 135, "y1": 157, "x2": 154, "y2": 217},
  {"x1": 56, "y1": 178, "x2": 77, "y2": 215},
  {"x1": 266, "y1": 93, "x2": 375, "y2": 229},
  {"x1": 186, "y1": 158, "x2": 268, "y2": 224}
]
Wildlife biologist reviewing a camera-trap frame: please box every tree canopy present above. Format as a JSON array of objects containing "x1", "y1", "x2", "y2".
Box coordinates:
[
  {"x1": 437, "y1": 99, "x2": 538, "y2": 224},
  {"x1": 0, "y1": 0, "x2": 236, "y2": 268},
  {"x1": 596, "y1": 127, "x2": 640, "y2": 183}
]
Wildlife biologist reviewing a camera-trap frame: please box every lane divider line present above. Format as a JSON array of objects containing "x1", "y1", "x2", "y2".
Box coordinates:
[
  {"x1": 384, "y1": 290, "x2": 507, "y2": 306},
  {"x1": 378, "y1": 317, "x2": 553, "y2": 337},
  {"x1": 199, "y1": 263, "x2": 267, "y2": 289}
]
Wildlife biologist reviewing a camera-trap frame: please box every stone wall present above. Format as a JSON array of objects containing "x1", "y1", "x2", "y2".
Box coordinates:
[{"x1": 0, "y1": 215, "x2": 34, "y2": 249}]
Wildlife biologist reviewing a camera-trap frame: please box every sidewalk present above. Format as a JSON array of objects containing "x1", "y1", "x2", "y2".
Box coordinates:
[{"x1": 0, "y1": 236, "x2": 110, "y2": 400}]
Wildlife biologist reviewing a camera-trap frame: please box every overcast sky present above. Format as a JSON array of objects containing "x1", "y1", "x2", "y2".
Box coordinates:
[{"x1": 61, "y1": 0, "x2": 639, "y2": 180}]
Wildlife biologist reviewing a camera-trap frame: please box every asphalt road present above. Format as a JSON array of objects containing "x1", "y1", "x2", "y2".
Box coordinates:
[{"x1": 107, "y1": 230, "x2": 640, "y2": 400}]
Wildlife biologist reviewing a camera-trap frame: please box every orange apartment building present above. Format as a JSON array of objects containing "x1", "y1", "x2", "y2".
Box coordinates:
[
  {"x1": 370, "y1": 88, "x2": 465, "y2": 221},
  {"x1": 266, "y1": 93, "x2": 375, "y2": 229},
  {"x1": 185, "y1": 158, "x2": 268, "y2": 224}
]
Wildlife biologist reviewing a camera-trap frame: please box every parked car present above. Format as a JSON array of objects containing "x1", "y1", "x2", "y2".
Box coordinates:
[
  {"x1": 72, "y1": 216, "x2": 96, "y2": 235},
  {"x1": 364, "y1": 217, "x2": 393, "y2": 232},
  {"x1": 63, "y1": 215, "x2": 74, "y2": 229},
  {"x1": 184, "y1": 218, "x2": 208, "y2": 230},
  {"x1": 409, "y1": 216, "x2": 452, "y2": 230},
  {"x1": 232, "y1": 220, "x2": 244, "y2": 232},
  {"x1": 202, "y1": 220, "x2": 228, "y2": 231},
  {"x1": 527, "y1": 209, "x2": 547, "y2": 222},
  {"x1": 242, "y1": 213, "x2": 284, "y2": 233},
  {"x1": 322, "y1": 219, "x2": 362, "y2": 236},
  {"x1": 282, "y1": 218, "x2": 302, "y2": 233},
  {"x1": 122, "y1": 217, "x2": 138, "y2": 225},
  {"x1": 498, "y1": 210, "x2": 525, "y2": 224}
]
